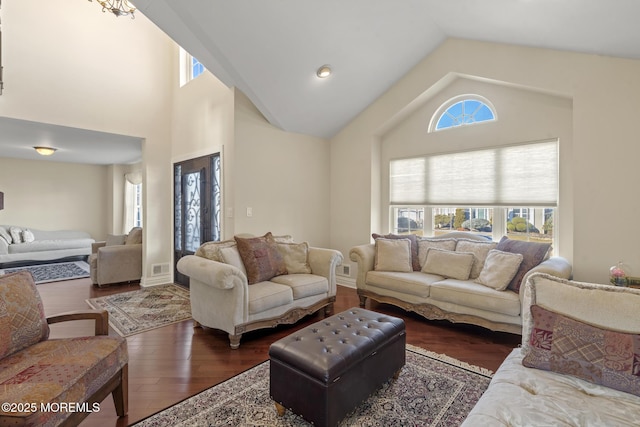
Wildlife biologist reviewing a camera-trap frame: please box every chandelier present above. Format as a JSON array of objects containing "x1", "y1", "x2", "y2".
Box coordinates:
[{"x1": 88, "y1": 0, "x2": 136, "y2": 18}]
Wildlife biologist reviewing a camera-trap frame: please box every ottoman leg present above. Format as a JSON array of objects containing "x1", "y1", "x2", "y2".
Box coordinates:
[
  {"x1": 274, "y1": 402, "x2": 286, "y2": 417},
  {"x1": 358, "y1": 295, "x2": 367, "y2": 307}
]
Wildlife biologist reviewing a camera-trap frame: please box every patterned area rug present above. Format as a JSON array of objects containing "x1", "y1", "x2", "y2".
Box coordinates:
[
  {"x1": 86, "y1": 284, "x2": 191, "y2": 337},
  {"x1": 0, "y1": 261, "x2": 90, "y2": 284},
  {"x1": 134, "y1": 344, "x2": 492, "y2": 427}
]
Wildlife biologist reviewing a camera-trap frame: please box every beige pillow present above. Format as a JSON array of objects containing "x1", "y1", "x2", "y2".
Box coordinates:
[
  {"x1": 195, "y1": 240, "x2": 237, "y2": 262},
  {"x1": 219, "y1": 245, "x2": 248, "y2": 276},
  {"x1": 276, "y1": 242, "x2": 312, "y2": 274},
  {"x1": 417, "y1": 238, "x2": 457, "y2": 268},
  {"x1": 475, "y1": 249, "x2": 524, "y2": 291},
  {"x1": 455, "y1": 239, "x2": 497, "y2": 279},
  {"x1": 374, "y1": 238, "x2": 412, "y2": 272},
  {"x1": 422, "y1": 248, "x2": 474, "y2": 280}
]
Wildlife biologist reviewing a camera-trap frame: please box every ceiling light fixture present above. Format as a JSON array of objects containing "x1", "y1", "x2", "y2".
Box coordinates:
[
  {"x1": 316, "y1": 65, "x2": 332, "y2": 79},
  {"x1": 88, "y1": 0, "x2": 136, "y2": 19},
  {"x1": 33, "y1": 146, "x2": 57, "y2": 156}
]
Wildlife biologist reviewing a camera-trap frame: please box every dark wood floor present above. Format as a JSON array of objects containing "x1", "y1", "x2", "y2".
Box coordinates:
[{"x1": 37, "y1": 278, "x2": 521, "y2": 426}]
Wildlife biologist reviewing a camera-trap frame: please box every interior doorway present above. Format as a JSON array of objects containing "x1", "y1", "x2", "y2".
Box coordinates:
[{"x1": 173, "y1": 153, "x2": 221, "y2": 286}]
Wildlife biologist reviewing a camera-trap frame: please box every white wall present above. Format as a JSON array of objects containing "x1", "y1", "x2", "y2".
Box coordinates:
[
  {"x1": 0, "y1": 158, "x2": 108, "y2": 238},
  {"x1": 233, "y1": 91, "x2": 331, "y2": 247},
  {"x1": 0, "y1": 0, "x2": 175, "y2": 285},
  {"x1": 331, "y1": 38, "x2": 640, "y2": 284}
]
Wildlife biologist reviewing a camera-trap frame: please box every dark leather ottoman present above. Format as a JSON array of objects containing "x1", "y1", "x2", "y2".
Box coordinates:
[{"x1": 269, "y1": 307, "x2": 406, "y2": 427}]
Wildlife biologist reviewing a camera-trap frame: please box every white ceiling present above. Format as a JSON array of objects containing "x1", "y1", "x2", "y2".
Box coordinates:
[
  {"x1": 0, "y1": 117, "x2": 142, "y2": 165},
  {"x1": 4, "y1": 0, "x2": 640, "y2": 164},
  {"x1": 135, "y1": 0, "x2": 640, "y2": 139}
]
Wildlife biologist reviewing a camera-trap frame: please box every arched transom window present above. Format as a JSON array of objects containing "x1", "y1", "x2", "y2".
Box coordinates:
[{"x1": 430, "y1": 95, "x2": 496, "y2": 132}]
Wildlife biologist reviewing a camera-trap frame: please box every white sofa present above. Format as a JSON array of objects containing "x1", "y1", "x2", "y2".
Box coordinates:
[
  {"x1": 0, "y1": 225, "x2": 94, "y2": 267},
  {"x1": 177, "y1": 233, "x2": 343, "y2": 348},
  {"x1": 462, "y1": 273, "x2": 640, "y2": 426},
  {"x1": 349, "y1": 232, "x2": 572, "y2": 334}
]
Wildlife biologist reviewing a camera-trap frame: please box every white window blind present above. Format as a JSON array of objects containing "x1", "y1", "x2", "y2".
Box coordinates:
[{"x1": 390, "y1": 139, "x2": 558, "y2": 207}]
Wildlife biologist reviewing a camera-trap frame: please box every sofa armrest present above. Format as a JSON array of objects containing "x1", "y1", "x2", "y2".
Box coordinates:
[
  {"x1": 176, "y1": 255, "x2": 247, "y2": 290},
  {"x1": 308, "y1": 247, "x2": 343, "y2": 294},
  {"x1": 47, "y1": 309, "x2": 109, "y2": 336},
  {"x1": 519, "y1": 256, "x2": 573, "y2": 299},
  {"x1": 349, "y1": 244, "x2": 376, "y2": 289},
  {"x1": 92, "y1": 241, "x2": 106, "y2": 254}
]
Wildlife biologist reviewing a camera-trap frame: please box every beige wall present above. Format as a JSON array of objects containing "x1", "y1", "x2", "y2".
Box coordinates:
[
  {"x1": 0, "y1": 158, "x2": 108, "y2": 238},
  {"x1": 233, "y1": 91, "x2": 331, "y2": 247},
  {"x1": 0, "y1": 0, "x2": 174, "y2": 285},
  {"x1": 331, "y1": 38, "x2": 640, "y2": 284}
]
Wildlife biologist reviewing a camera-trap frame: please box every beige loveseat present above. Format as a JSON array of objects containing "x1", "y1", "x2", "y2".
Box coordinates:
[
  {"x1": 177, "y1": 233, "x2": 343, "y2": 348},
  {"x1": 350, "y1": 232, "x2": 572, "y2": 334},
  {"x1": 462, "y1": 273, "x2": 640, "y2": 426}
]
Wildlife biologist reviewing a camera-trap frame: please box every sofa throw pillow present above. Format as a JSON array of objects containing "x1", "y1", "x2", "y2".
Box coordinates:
[
  {"x1": 9, "y1": 226, "x2": 22, "y2": 244},
  {"x1": 372, "y1": 233, "x2": 420, "y2": 271},
  {"x1": 195, "y1": 240, "x2": 237, "y2": 263},
  {"x1": 475, "y1": 249, "x2": 524, "y2": 291},
  {"x1": 276, "y1": 242, "x2": 312, "y2": 274},
  {"x1": 495, "y1": 236, "x2": 551, "y2": 292},
  {"x1": 0, "y1": 227, "x2": 12, "y2": 245},
  {"x1": 374, "y1": 238, "x2": 413, "y2": 272},
  {"x1": 455, "y1": 239, "x2": 497, "y2": 279},
  {"x1": 21, "y1": 228, "x2": 35, "y2": 243},
  {"x1": 523, "y1": 304, "x2": 640, "y2": 397},
  {"x1": 219, "y1": 245, "x2": 248, "y2": 276},
  {"x1": 235, "y1": 233, "x2": 288, "y2": 284},
  {"x1": 417, "y1": 238, "x2": 457, "y2": 268},
  {"x1": 422, "y1": 248, "x2": 474, "y2": 280}
]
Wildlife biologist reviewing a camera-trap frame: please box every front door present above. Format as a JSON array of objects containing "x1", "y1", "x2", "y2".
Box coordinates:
[{"x1": 173, "y1": 154, "x2": 221, "y2": 286}]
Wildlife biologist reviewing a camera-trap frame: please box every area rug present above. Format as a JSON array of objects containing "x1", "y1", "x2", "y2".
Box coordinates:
[
  {"x1": 86, "y1": 284, "x2": 191, "y2": 337},
  {"x1": 134, "y1": 344, "x2": 493, "y2": 426},
  {"x1": 0, "y1": 261, "x2": 90, "y2": 284}
]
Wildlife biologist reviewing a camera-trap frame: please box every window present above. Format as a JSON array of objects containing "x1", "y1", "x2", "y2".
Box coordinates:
[
  {"x1": 179, "y1": 47, "x2": 206, "y2": 86},
  {"x1": 124, "y1": 171, "x2": 143, "y2": 232},
  {"x1": 430, "y1": 95, "x2": 496, "y2": 132},
  {"x1": 389, "y1": 139, "x2": 558, "y2": 246}
]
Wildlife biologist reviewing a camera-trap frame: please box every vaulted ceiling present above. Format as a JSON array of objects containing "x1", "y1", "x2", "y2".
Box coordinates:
[{"x1": 134, "y1": 0, "x2": 640, "y2": 139}]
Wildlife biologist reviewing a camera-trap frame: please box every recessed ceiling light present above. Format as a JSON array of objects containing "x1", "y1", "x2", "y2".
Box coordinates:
[
  {"x1": 33, "y1": 146, "x2": 57, "y2": 156},
  {"x1": 316, "y1": 65, "x2": 332, "y2": 79}
]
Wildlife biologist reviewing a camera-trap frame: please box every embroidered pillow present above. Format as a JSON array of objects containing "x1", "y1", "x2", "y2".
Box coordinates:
[
  {"x1": 276, "y1": 242, "x2": 312, "y2": 274},
  {"x1": 523, "y1": 304, "x2": 640, "y2": 397},
  {"x1": 475, "y1": 249, "x2": 523, "y2": 291},
  {"x1": 372, "y1": 233, "x2": 420, "y2": 271},
  {"x1": 422, "y1": 248, "x2": 474, "y2": 280},
  {"x1": 0, "y1": 271, "x2": 50, "y2": 359},
  {"x1": 195, "y1": 240, "x2": 237, "y2": 262},
  {"x1": 495, "y1": 236, "x2": 551, "y2": 292},
  {"x1": 235, "y1": 233, "x2": 287, "y2": 284},
  {"x1": 374, "y1": 238, "x2": 413, "y2": 272},
  {"x1": 417, "y1": 238, "x2": 457, "y2": 268}
]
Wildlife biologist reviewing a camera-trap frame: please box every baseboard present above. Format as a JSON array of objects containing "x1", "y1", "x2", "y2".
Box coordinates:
[
  {"x1": 337, "y1": 278, "x2": 356, "y2": 289},
  {"x1": 140, "y1": 274, "x2": 173, "y2": 287}
]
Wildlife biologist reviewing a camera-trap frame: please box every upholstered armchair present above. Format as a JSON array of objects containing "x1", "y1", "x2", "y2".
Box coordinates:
[
  {"x1": 90, "y1": 227, "x2": 142, "y2": 287},
  {"x1": 0, "y1": 271, "x2": 128, "y2": 426}
]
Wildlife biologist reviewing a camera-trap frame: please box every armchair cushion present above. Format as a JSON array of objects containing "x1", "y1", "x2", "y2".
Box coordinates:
[{"x1": 0, "y1": 271, "x2": 49, "y2": 358}]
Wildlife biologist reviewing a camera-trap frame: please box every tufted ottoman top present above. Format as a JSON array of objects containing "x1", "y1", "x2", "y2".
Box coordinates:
[{"x1": 269, "y1": 307, "x2": 405, "y2": 383}]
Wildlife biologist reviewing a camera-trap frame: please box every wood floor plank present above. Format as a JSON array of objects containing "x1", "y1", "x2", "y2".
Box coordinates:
[{"x1": 34, "y1": 277, "x2": 520, "y2": 426}]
